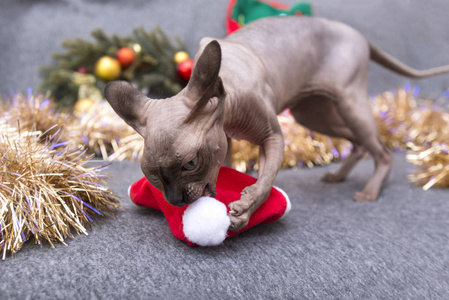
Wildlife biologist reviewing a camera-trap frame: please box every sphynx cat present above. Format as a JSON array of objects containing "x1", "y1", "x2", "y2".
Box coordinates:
[{"x1": 105, "y1": 17, "x2": 449, "y2": 232}]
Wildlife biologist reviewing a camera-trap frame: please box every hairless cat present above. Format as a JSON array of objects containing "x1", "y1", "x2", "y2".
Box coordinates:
[{"x1": 105, "y1": 17, "x2": 449, "y2": 232}]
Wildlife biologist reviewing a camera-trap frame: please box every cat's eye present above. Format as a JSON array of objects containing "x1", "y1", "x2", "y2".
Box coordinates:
[{"x1": 183, "y1": 156, "x2": 198, "y2": 171}]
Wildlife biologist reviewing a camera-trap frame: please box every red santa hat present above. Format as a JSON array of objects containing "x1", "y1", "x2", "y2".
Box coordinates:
[{"x1": 129, "y1": 166, "x2": 291, "y2": 246}]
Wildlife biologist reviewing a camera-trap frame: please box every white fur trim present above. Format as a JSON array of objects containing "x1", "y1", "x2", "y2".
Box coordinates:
[
  {"x1": 182, "y1": 197, "x2": 230, "y2": 246},
  {"x1": 273, "y1": 186, "x2": 291, "y2": 219}
]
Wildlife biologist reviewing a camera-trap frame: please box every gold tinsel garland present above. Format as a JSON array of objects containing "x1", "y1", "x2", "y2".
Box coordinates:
[
  {"x1": 70, "y1": 100, "x2": 144, "y2": 161},
  {"x1": 64, "y1": 86, "x2": 448, "y2": 188},
  {"x1": 231, "y1": 111, "x2": 352, "y2": 172},
  {"x1": 1, "y1": 91, "x2": 70, "y2": 142},
  {"x1": 0, "y1": 86, "x2": 447, "y2": 259},
  {"x1": 371, "y1": 88, "x2": 417, "y2": 151},
  {"x1": 407, "y1": 143, "x2": 449, "y2": 190},
  {"x1": 405, "y1": 104, "x2": 449, "y2": 189},
  {"x1": 0, "y1": 96, "x2": 120, "y2": 259},
  {"x1": 372, "y1": 86, "x2": 449, "y2": 189}
]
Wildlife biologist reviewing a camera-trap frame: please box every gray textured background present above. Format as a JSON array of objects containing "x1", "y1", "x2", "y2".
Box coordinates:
[
  {"x1": 1, "y1": 0, "x2": 449, "y2": 299},
  {"x1": 1, "y1": 0, "x2": 449, "y2": 97}
]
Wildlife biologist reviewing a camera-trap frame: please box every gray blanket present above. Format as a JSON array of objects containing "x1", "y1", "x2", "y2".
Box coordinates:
[{"x1": 1, "y1": 153, "x2": 448, "y2": 299}]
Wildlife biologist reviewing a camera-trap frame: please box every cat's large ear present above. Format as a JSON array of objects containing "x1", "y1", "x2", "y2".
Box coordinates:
[
  {"x1": 104, "y1": 80, "x2": 151, "y2": 135},
  {"x1": 185, "y1": 40, "x2": 225, "y2": 123}
]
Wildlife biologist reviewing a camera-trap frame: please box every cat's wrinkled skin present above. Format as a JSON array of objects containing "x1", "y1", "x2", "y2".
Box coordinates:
[{"x1": 105, "y1": 17, "x2": 449, "y2": 231}]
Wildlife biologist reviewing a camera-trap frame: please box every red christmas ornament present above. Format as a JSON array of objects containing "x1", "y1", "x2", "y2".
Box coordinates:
[
  {"x1": 76, "y1": 66, "x2": 88, "y2": 74},
  {"x1": 177, "y1": 58, "x2": 194, "y2": 82},
  {"x1": 117, "y1": 47, "x2": 136, "y2": 68}
]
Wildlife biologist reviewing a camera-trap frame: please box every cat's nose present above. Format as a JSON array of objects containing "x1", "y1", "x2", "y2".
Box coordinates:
[
  {"x1": 168, "y1": 197, "x2": 188, "y2": 207},
  {"x1": 164, "y1": 189, "x2": 188, "y2": 207}
]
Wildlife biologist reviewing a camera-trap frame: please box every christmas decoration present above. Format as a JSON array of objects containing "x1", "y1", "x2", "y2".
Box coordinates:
[
  {"x1": 76, "y1": 66, "x2": 89, "y2": 74},
  {"x1": 39, "y1": 27, "x2": 188, "y2": 107},
  {"x1": 129, "y1": 166, "x2": 291, "y2": 246},
  {"x1": 176, "y1": 58, "x2": 194, "y2": 82},
  {"x1": 117, "y1": 47, "x2": 136, "y2": 68},
  {"x1": 73, "y1": 97, "x2": 95, "y2": 116},
  {"x1": 1, "y1": 91, "x2": 70, "y2": 142},
  {"x1": 0, "y1": 94, "x2": 121, "y2": 259},
  {"x1": 371, "y1": 87, "x2": 418, "y2": 151},
  {"x1": 70, "y1": 99, "x2": 144, "y2": 161},
  {"x1": 95, "y1": 56, "x2": 121, "y2": 81},
  {"x1": 407, "y1": 143, "x2": 449, "y2": 190},
  {"x1": 226, "y1": 0, "x2": 312, "y2": 34},
  {"x1": 232, "y1": 110, "x2": 351, "y2": 172},
  {"x1": 173, "y1": 51, "x2": 190, "y2": 64},
  {"x1": 372, "y1": 85, "x2": 449, "y2": 189},
  {"x1": 404, "y1": 99, "x2": 449, "y2": 189},
  {"x1": 3, "y1": 93, "x2": 143, "y2": 163}
]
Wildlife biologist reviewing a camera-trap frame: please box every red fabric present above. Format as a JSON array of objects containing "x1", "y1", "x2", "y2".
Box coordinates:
[
  {"x1": 226, "y1": 0, "x2": 300, "y2": 35},
  {"x1": 227, "y1": 19, "x2": 241, "y2": 34},
  {"x1": 226, "y1": 0, "x2": 239, "y2": 34},
  {"x1": 129, "y1": 166, "x2": 289, "y2": 246},
  {"x1": 129, "y1": 176, "x2": 191, "y2": 244}
]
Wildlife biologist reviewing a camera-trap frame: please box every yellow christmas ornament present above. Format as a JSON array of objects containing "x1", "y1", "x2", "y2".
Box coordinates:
[
  {"x1": 95, "y1": 56, "x2": 121, "y2": 81},
  {"x1": 173, "y1": 51, "x2": 190, "y2": 64},
  {"x1": 74, "y1": 98, "x2": 95, "y2": 116}
]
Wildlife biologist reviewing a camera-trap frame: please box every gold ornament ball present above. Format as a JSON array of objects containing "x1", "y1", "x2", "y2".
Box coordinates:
[
  {"x1": 173, "y1": 51, "x2": 190, "y2": 64},
  {"x1": 95, "y1": 56, "x2": 121, "y2": 81},
  {"x1": 74, "y1": 98, "x2": 95, "y2": 115}
]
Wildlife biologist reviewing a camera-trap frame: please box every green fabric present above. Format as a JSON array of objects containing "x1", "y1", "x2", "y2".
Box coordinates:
[{"x1": 232, "y1": 0, "x2": 312, "y2": 25}]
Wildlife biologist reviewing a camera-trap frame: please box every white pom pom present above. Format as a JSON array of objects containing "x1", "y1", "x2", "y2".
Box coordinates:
[{"x1": 182, "y1": 196, "x2": 231, "y2": 246}]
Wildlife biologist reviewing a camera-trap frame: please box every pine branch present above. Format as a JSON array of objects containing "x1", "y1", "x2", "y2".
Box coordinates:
[{"x1": 39, "y1": 26, "x2": 188, "y2": 107}]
